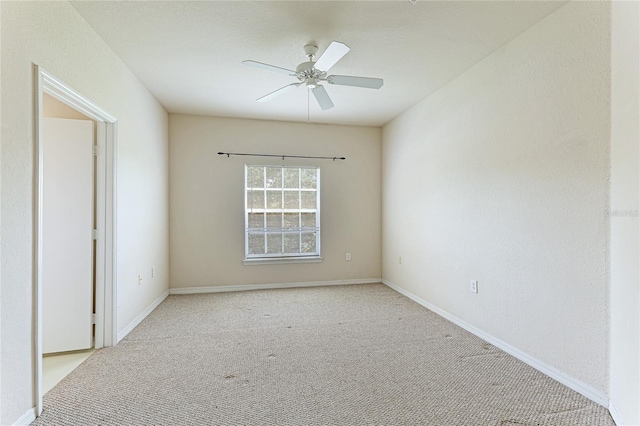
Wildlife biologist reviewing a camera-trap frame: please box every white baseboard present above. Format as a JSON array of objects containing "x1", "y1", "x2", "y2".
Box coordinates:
[
  {"x1": 382, "y1": 279, "x2": 609, "y2": 408},
  {"x1": 12, "y1": 407, "x2": 36, "y2": 426},
  {"x1": 117, "y1": 289, "x2": 169, "y2": 342},
  {"x1": 169, "y1": 278, "x2": 382, "y2": 295},
  {"x1": 608, "y1": 401, "x2": 625, "y2": 426}
]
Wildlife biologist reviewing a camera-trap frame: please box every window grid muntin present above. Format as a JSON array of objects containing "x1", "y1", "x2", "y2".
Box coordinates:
[{"x1": 245, "y1": 165, "x2": 320, "y2": 259}]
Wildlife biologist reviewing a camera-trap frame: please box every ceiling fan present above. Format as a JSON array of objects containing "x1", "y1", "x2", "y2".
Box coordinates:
[{"x1": 242, "y1": 41, "x2": 383, "y2": 111}]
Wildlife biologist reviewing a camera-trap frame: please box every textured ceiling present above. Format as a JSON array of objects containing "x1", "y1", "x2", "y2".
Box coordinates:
[{"x1": 70, "y1": 1, "x2": 566, "y2": 127}]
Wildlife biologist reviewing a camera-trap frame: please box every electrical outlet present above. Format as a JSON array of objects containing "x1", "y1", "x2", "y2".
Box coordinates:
[
  {"x1": 470, "y1": 280, "x2": 478, "y2": 294},
  {"x1": 398, "y1": 256, "x2": 402, "y2": 265},
  {"x1": 138, "y1": 274, "x2": 143, "y2": 286},
  {"x1": 346, "y1": 252, "x2": 352, "y2": 261},
  {"x1": 151, "y1": 267, "x2": 155, "y2": 278}
]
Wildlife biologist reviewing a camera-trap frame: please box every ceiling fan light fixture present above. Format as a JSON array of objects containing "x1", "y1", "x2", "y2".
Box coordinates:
[{"x1": 305, "y1": 78, "x2": 318, "y2": 89}]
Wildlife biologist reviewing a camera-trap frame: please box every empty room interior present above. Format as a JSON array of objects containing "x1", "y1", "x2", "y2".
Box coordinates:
[{"x1": 1, "y1": 1, "x2": 639, "y2": 425}]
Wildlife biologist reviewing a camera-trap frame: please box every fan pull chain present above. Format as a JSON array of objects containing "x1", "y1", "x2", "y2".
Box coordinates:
[{"x1": 307, "y1": 88, "x2": 310, "y2": 123}]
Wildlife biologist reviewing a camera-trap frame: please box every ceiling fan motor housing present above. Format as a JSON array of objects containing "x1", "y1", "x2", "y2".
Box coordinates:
[
  {"x1": 296, "y1": 61, "x2": 327, "y2": 88},
  {"x1": 296, "y1": 61, "x2": 315, "y2": 74}
]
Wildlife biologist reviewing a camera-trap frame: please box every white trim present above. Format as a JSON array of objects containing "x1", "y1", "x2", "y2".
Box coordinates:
[
  {"x1": 94, "y1": 121, "x2": 106, "y2": 349},
  {"x1": 243, "y1": 256, "x2": 323, "y2": 265},
  {"x1": 382, "y1": 279, "x2": 610, "y2": 408},
  {"x1": 40, "y1": 71, "x2": 116, "y2": 123},
  {"x1": 608, "y1": 401, "x2": 625, "y2": 426},
  {"x1": 169, "y1": 278, "x2": 382, "y2": 295},
  {"x1": 117, "y1": 290, "x2": 169, "y2": 342},
  {"x1": 11, "y1": 407, "x2": 36, "y2": 426},
  {"x1": 34, "y1": 65, "x2": 45, "y2": 419},
  {"x1": 106, "y1": 121, "x2": 118, "y2": 347},
  {"x1": 34, "y1": 65, "x2": 118, "y2": 417}
]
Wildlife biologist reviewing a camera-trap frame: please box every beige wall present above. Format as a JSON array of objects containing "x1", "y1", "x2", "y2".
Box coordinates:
[
  {"x1": 382, "y1": 0, "x2": 610, "y2": 397},
  {"x1": 0, "y1": 2, "x2": 169, "y2": 423},
  {"x1": 609, "y1": 1, "x2": 640, "y2": 424},
  {"x1": 169, "y1": 114, "x2": 381, "y2": 289}
]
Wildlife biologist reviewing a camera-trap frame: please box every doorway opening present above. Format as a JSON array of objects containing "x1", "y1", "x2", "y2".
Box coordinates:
[{"x1": 34, "y1": 66, "x2": 118, "y2": 416}]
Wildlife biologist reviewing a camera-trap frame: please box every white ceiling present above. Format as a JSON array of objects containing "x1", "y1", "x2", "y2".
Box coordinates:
[{"x1": 70, "y1": 1, "x2": 566, "y2": 127}]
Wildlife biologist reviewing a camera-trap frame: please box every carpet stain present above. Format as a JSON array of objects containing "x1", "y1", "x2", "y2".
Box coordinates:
[
  {"x1": 460, "y1": 353, "x2": 507, "y2": 360},
  {"x1": 545, "y1": 406, "x2": 586, "y2": 415}
]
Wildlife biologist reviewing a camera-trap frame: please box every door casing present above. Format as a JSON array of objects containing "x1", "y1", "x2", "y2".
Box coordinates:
[{"x1": 34, "y1": 66, "x2": 118, "y2": 416}]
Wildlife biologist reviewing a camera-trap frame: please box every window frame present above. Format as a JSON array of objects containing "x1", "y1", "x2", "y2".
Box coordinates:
[{"x1": 244, "y1": 164, "x2": 321, "y2": 263}]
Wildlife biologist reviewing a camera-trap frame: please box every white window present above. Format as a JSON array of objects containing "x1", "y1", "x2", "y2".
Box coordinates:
[{"x1": 245, "y1": 165, "x2": 320, "y2": 261}]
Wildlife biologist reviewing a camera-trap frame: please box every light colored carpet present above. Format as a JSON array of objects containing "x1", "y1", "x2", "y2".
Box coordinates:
[{"x1": 33, "y1": 283, "x2": 614, "y2": 425}]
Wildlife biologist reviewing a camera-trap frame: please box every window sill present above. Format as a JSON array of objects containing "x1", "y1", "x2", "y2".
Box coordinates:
[{"x1": 243, "y1": 256, "x2": 323, "y2": 266}]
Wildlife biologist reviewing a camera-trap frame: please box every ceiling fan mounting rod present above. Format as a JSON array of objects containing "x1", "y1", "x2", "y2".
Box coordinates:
[{"x1": 304, "y1": 44, "x2": 318, "y2": 60}]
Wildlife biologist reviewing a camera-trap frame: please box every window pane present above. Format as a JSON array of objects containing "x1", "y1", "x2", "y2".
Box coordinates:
[
  {"x1": 247, "y1": 166, "x2": 264, "y2": 188},
  {"x1": 284, "y1": 191, "x2": 299, "y2": 209},
  {"x1": 248, "y1": 213, "x2": 264, "y2": 229},
  {"x1": 266, "y1": 213, "x2": 282, "y2": 230},
  {"x1": 267, "y1": 234, "x2": 283, "y2": 254},
  {"x1": 245, "y1": 165, "x2": 319, "y2": 259},
  {"x1": 301, "y1": 233, "x2": 316, "y2": 253},
  {"x1": 246, "y1": 190, "x2": 265, "y2": 210},
  {"x1": 284, "y1": 233, "x2": 300, "y2": 253},
  {"x1": 284, "y1": 168, "x2": 299, "y2": 188},
  {"x1": 266, "y1": 167, "x2": 282, "y2": 188},
  {"x1": 283, "y1": 213, "x2": 299, "y2": 230},
  {"x1": 301, "y1": 191, "x2": 317, "y2": 209},
  {"x1": 267, "y1": 191, "x2": 282, "y2": 209},
  {"x1": 301, "y1": 212, "x2": 316, "y2": 229},
  {"x1": 301, "y1": 168, "x2": 317, "y2": 189},
  {"x1": 248, "y1": 234, "x2": 265, "y2": 255}
]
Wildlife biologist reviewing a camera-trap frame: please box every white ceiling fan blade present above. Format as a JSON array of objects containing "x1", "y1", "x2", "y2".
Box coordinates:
[
  {"x1": 314, "y1": 41, "x2": 350, "y2": 72},
  {"x1": 257, "y1": 83, "x2": 302, "y2": 102},
  {"x1": 243, "y1": 60, "x2": 296, "y2": 75},
  {"x1": 311, "y1": 85, "x2": 334, "y2": 110},
  {"x1": 328, "y1": 75, "x2": 384, "y2": 89}
]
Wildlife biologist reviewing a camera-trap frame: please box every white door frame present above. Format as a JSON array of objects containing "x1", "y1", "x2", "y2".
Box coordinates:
[{"x1": 34, "y1": 65, "x2": 118, "y2": 415}]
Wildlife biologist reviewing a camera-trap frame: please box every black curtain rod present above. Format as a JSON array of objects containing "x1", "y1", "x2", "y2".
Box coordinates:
[{"x1": 218, "y1": 152, "x2": 346, "y2": 161}]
